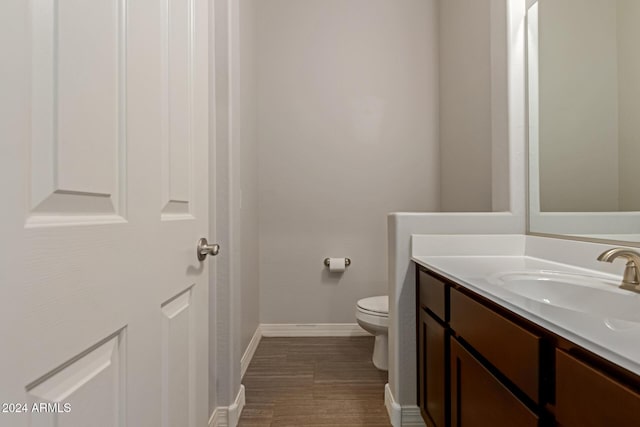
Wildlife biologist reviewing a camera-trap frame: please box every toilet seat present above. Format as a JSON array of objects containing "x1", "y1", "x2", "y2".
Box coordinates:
[{"x1": 356, "y1": 296, "x2": 388, "y2": 317}]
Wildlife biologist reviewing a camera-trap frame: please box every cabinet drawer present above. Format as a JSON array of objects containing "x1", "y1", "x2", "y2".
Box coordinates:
[
  {"x1": 418, "y1": 269, "x2": 447, "y2": 321},
  {"x1": 451, "y1": 338, "x2": 539, "y2": 427},
  {"x1": 556, "y1": 350, "x2": 640, "y2": 427},
  {"x1": 450, "y1": 288, "x2": 541, "y2": 403}
]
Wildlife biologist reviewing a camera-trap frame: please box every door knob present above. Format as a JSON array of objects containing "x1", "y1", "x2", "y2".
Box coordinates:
[{"x1": 197, "y1": 238, "x2": 220, "y2": 261}]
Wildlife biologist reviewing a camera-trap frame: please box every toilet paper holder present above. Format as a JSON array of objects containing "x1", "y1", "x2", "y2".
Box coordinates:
[{"x1": 324, "y1": 258, "x2": 351, "y2": 267}]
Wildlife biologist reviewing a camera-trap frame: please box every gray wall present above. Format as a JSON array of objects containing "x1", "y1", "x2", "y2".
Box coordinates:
[
  {"x1": 210, "y1": 0, "x2": 259, "y2": 415},
  {"x1": 213, "y1": 0, "x2": 242, "y2": 413},
  {"x1": 438, "y1": 0, "x2": 495, "y2": 212},
  {"x1": 255, "y1": 0, "x2": 440, "y2": 324},
  {"x1": 238, "y1": 0, "x2": 260, "y2": 358}
]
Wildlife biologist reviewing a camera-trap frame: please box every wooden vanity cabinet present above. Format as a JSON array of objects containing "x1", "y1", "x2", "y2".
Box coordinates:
[
  {"x1": 416, "y1": 264, "x2": 640, "y2": 427},
  {"x1": 417, "y1": 269, "x2": 449, "y2": 427}
]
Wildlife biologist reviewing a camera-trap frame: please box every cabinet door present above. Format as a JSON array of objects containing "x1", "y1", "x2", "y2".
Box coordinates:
[
  {"x1": 556, "y1": 350, "x2": 640, "y2": 427},
  {"x1": 451, "y1": 339, "x2": 539, "y2": 427},
  {"x1": 418, "y1": 309, "x2": 448, "y2": 427}
]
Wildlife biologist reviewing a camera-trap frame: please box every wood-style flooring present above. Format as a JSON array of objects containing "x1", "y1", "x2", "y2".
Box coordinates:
[{"x1": 238, "y1": 336, "x2": 392, "y2": 427}]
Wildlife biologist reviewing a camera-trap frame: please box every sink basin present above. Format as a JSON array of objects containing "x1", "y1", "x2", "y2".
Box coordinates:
[{"x1": 487, "y1": 270, "x2": 640, "y2": 323}]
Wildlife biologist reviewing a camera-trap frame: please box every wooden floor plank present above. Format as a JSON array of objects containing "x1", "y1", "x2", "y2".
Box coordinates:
[{"x1": 238, "y1": 336, "x2": 392, "y2": 426}]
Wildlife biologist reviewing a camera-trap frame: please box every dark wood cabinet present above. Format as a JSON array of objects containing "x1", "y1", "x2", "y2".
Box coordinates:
[
  {"x1": 417, "y1": 309, "x2": 448, "y2": 427},
  {"x1": 450, "y1": 338, "x2": 539, "y2": 427},
  {"x1": 416, "y1": 264, "x2": 640, "y2": 427},
  {"x1": 556, "y1": 350, "x2": 640, "y2": 427}
]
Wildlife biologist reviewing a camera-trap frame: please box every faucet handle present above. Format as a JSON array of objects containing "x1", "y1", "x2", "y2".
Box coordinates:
[{"x1": 620, "y1": 261, "x2": 640, "y2": 287}]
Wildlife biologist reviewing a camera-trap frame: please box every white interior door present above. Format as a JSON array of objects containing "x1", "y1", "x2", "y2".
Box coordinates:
[{"x1": 0, "y1": 0, "x2": 210, "y2": 426}]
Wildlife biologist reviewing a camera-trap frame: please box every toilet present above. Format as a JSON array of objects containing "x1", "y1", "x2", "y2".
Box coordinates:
[{"x1": 355, "y1": 295, "x2": 389, "y2": 371}]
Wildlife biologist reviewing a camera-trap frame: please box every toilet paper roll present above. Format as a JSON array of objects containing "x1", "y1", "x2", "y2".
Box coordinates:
[{"x1": 328, "y1": 257, "x2": 346, "y2": 273}]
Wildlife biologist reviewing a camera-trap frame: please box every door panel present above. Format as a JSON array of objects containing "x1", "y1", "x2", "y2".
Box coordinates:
[
  {"x1": 0, "y1": 0, "x2": 210, "y2": 425},
  {"x1": 29, "y1": 0, "x2": 126, "y2": 223},
  {"x1": 161, "y1": 288, "x2": 196, "y2": 427},
  {"x1": 27, "y1": 332, "x2": 125, "y2": 427},
  {"x1": 161, "y1": 0, "x2": 195, "y2": 218}
]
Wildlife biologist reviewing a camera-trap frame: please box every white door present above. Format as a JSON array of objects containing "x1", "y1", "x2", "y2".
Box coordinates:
[{"x1": 0, "y1": 0, "x2": 210, "y2": 426}]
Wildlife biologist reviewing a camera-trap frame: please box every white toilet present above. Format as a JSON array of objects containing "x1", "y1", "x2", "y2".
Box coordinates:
[{"x1": 355, "y1": 295, "x2": 389, "y2": 371}]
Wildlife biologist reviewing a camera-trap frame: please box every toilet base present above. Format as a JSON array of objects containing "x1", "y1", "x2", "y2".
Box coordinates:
[{"x1": 372, "y1": 333, "x2": 388, "y2": 371}]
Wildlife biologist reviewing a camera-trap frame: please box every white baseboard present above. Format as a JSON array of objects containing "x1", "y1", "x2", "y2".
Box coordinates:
[
  {"x1": 228, "y1": 385, "x2": 245, "y2": 427},
  {"x1": 208, "y1": 385, "x2": 246, "y2": 427},
  {"x1": 385, "y1": 383, "x2": 425, "y2": 427},
  {"x1": 385, "y1": 383, "x2": 402, "y2": 427},
  {"x1": 241, "y1": 326, "x2": 262, "y2": 378},
  {"x1": 208, "y1": 407, "x2": 224, "y2": 427},
  {"x1": 260, "y1": 323, "x2": 370, "y2": 337}
]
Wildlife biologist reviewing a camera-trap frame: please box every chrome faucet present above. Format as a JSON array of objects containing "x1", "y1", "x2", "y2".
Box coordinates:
[{"x1": 597, "y1": 248, "x2": 640, "y2": 293}]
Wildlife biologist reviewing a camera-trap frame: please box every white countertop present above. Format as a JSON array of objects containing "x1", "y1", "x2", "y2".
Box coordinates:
[{"x1": 411, "y1": 235, "x2": 640, "y2": 377}]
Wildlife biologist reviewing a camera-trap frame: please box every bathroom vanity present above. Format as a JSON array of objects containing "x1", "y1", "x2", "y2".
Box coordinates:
[{"x1": 412, "y1": 236, "x2": 640, "y2": 427}]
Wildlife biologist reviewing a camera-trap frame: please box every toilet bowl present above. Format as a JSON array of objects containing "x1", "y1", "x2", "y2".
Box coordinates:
[{"x1": 356, "y1": 295, "x2": 389, "y2": 371}]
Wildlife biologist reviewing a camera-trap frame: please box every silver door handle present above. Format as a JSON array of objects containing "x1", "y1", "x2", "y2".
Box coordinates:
[{"x1": 197, "y1": 238, "x2": 220, "y2": 261}]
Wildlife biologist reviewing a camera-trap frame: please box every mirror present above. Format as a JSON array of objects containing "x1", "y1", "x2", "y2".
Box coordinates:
[{"x1": 527, "y1": 0, "x2": 640, "y2": 244}]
